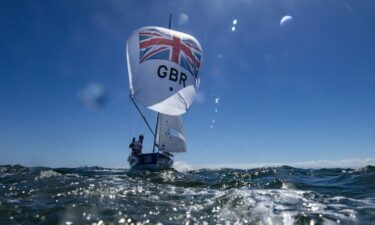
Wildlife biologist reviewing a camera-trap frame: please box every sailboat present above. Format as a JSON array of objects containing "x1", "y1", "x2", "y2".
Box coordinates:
[{"x1": 126, "y1": 25, "x2": 203, "y2": 171}]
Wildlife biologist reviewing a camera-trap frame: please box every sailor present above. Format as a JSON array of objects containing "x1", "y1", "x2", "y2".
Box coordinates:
[
  {"x1": 129, "y1": 137, "x2": 136, "y2": 155},
  {"x1": 137, "y1": 134, "x2": 144, "y2": 152},
  {"x1": 129, "y1": 135, "x2": 144, "y2": 156}
]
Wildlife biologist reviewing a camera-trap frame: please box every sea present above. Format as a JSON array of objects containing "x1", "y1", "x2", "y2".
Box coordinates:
[{"x1": 0, "y1": 165, "x2": 374, "y2": 225}]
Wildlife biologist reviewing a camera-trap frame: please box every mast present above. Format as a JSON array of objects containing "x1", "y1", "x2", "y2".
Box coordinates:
[
  {"x1": 168, "y1": 14, "x2": 172, "y2": 29},
  {"x1": 152, "y1": 14, "x2": 173, "y2": 153},
  {"x1": 152, "y1": 113, "x2": 159, "y2": 153}
]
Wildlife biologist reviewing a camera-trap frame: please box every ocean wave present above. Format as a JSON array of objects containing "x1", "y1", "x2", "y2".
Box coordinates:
[
  {"x1": 0, "y1": 165, "x2": 29, "y2": 176},
  {"x1": 0, "y1": 165, "x2": 374, "y2": 224},
  {"x1": 36, "y1": 170, "x2": 62, "y2": 180}
]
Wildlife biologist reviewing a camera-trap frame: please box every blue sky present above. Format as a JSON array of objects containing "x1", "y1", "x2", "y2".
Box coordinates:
[{"x1": 1, "y1": 0, "x2": 374, "y2": 168}]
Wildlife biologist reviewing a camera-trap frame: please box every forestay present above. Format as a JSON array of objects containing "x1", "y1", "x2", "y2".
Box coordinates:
[
  {"x1": 127, "y1": 26, "x2": 202, "y2": 116},
  {"x1": 156, "y1": 113, "x2": 186, "y2": 153}
]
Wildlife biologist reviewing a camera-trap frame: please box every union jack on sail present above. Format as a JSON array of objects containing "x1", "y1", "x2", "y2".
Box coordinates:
[{"x1": 139, "y1": 28, "x2": 202, "y2": 78}]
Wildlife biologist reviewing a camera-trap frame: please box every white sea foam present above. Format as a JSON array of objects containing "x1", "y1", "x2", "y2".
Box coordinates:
[
  {"x1": 173, "y1": 161, "x2": 194, "y2": 172},
  {"x1": 36, "y1": 170, "x2": 62, "y2": 180},
  {"x1": 212, "y1": 189, "x2": 359, "y2": 225},
  {"x1": 197, "y1": 158, "x2": 375, "y2": 169}
]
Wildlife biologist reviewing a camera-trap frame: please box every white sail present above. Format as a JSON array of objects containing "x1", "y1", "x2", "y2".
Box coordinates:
[
  {"x1": 127, "y1": 26, "x2": 203, "y2": 116},
  {"x1": 156, "y1": 113, "x2": 186, "y2": 153}
]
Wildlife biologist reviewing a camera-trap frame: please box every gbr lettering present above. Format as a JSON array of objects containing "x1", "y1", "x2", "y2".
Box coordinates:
[{"x1": 157, "y1": 65, "x2": 187, "y2": 87}]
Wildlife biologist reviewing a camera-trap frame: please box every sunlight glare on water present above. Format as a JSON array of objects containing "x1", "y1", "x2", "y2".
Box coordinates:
[{"x1": 2, "y1": 165, "x2": 374, "y2": 224}]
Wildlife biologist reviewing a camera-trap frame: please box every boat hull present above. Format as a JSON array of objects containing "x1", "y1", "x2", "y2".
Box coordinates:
[{"x1": 128, "y1": 153, "x2": 173, "y2": 171}]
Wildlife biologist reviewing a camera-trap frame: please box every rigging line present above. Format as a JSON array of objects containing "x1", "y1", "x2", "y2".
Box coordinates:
[
  {"x1": 129, "y1": 95, "x2": 155, "y2": 138},
  {"x1": 135, "y1": 108, "x2": 142, "y2": 134},
  {"x1": 135, "y1": 102, "x2": 151, "y2": 135},
  {"x1": 177, "y1": 92, "x2": 188, "y2": 112},
  {"x1": 140, "y1": 109, "x2": 152, "y2": 135}
]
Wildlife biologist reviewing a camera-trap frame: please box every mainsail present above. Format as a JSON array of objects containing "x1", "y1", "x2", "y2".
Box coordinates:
[
  {"x1": 127, "y1": 26, "x2": 202, "y2": 116},
  {"x1": 156, "y1": 114, "x2": 186, "y2": 153}
]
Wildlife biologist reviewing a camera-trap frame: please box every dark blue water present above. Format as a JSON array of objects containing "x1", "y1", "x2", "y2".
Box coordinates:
[{"x1": 1, "y1": 165, "x2": 374, "y2": 225}]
